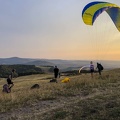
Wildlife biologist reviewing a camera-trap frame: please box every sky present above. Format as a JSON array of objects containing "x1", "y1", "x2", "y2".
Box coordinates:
[{"x1": 0, "y1": 0, "x2": 120, "y2": 60}]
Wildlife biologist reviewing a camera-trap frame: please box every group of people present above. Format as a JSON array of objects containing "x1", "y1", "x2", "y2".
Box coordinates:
[
  {"x1": 54, "y1": 61, "x2": 104, "y2": 80},
  {"x1": 90, "y1": 61, "x2": 104, "y2": 78},
  {"x1": 2, "y1": 63, "x2": 103, "y2": 93},
  {"x1": 3, "y1": 66, "x2": 60, "y2": 93}
]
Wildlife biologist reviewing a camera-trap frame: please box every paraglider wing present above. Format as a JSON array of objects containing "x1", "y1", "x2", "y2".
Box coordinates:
[
  {"x1": 79, "y1": 65, "x2": 90, "y2": 73},
  {"x1": 82, "y1": 1, "x2": 120, "y2": 31},
  {"x1": 106, "y1": 7, "x2": 120, "y2": 31},
  {"x1": 61, "y1": 77, "x2": 70, "y2": 83}
]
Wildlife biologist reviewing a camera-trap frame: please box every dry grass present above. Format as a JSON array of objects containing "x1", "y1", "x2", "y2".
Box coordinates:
[{"x1": 0, "y1": 69, "x2": 120, "y2": 120}]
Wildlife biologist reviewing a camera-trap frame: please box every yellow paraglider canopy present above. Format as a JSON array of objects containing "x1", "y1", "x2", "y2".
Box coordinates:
[
  {"x1": 61, "y1": 77, "x2": 70, "y2": 83},
  {"x1": 82, "y1": 1, "x2": 120, "y2": 32}
]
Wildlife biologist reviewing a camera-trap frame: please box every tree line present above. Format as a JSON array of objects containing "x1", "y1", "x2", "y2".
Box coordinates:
[{"x1": 0, "y1": 65, "x2": 44, "y2": 78}]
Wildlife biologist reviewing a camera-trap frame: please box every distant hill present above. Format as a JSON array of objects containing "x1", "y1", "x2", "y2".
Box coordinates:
[
  {"x1": 0, "y1": 57, "x2": 120, "y2": 71},
  {"x1": 0, "y1": 57, "x2": 35, "y2": 64},
  {"x1": 25, "y1": 60, "x2": 55, "y2": 66}
]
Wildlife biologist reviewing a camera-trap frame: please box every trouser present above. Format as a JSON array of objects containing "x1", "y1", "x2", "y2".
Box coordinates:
[
  {"x1": 98, "y1": 70, "x2": 101, "y2": 75},
  {"x1": 54, "y1": 73, "x2": 58, "y2": 78}
]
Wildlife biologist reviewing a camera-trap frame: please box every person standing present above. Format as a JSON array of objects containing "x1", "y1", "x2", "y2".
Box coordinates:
[
  {"x1": 10, "y1": 69, "x2": 15, "y2": 79},
  {"x1": 54, "y1": 66, "x2": 59, "y2": 79},
  {"x1": 96, "y1": 63, "x2": 103, "y2": 76},
  {"x1": 90, "y1": 61, "x2": 94, "y2": 78}
]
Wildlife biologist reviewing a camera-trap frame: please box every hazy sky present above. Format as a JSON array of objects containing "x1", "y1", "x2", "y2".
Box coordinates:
[{"x1": 0, "y1": 0, "x2": 120, "y2": 60}]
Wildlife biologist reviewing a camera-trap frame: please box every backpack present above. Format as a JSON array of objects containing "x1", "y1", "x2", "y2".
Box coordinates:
[
  {"x1": 2, "y1": 84, "x2": 11, "y2": 93},
  {"x1": 99, "y1": 64, "x2": 104, "y2": 70}
]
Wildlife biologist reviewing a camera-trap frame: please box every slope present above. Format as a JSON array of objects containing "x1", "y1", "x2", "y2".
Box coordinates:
[{"x1": 0, "y1": 69, "x2": 120, "y2": 120}]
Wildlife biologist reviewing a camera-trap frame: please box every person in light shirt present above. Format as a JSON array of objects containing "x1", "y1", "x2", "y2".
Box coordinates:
[{"x1": 90, "y1": 61, "x2": 94, "y2": 78}]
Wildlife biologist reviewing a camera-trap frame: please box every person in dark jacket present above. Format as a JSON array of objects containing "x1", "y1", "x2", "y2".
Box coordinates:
[
  {"x1": 96, "y1": 63, "x2": 103, "y2": 75},
  {"x1": 7, "y1": 69, "x2": 15, "y2": 89},
  {"x1": 54, "y1": 66, "x2": 59, "y2": 79}
]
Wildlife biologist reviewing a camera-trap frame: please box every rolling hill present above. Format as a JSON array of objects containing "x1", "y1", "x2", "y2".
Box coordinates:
[
  {"x1": 0, "y1": 69, "x2": 120, "y2": 119},
  {"x1": 0, "y1": 57, "x2": 120, "y2": 71}
]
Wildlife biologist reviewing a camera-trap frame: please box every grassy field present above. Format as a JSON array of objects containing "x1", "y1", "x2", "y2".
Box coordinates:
[{"x1": 0, "y1": 69, "x2": 120, "y2": 120}]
